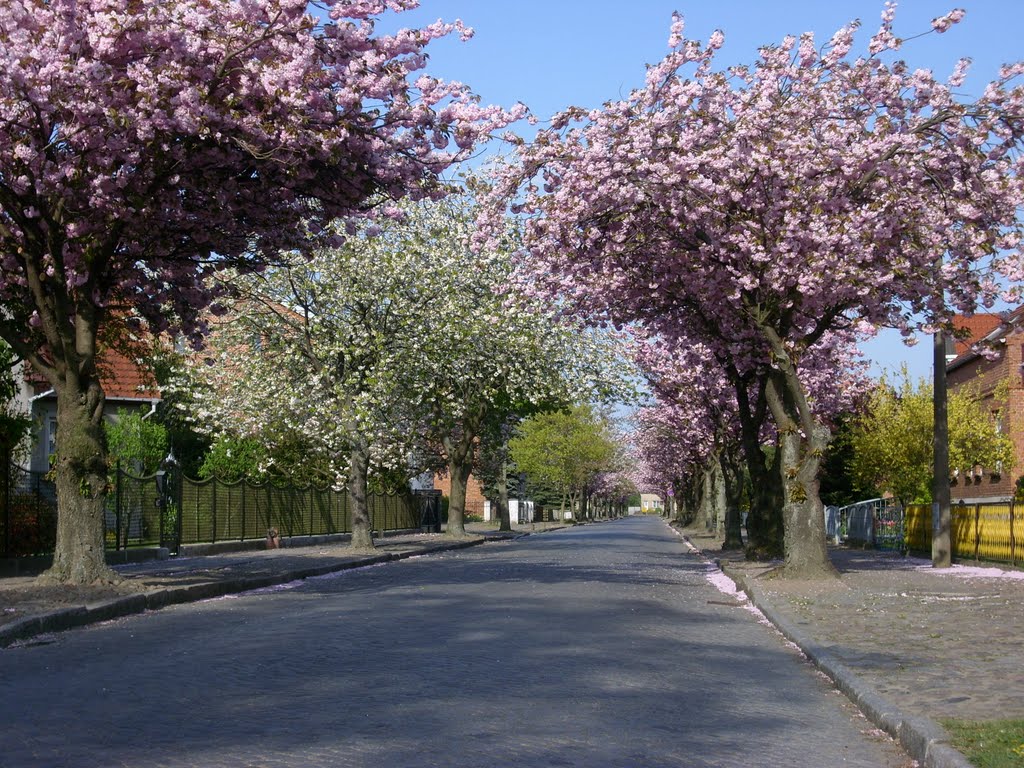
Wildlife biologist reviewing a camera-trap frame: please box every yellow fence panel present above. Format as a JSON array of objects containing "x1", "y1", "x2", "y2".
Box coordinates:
[
  {"x1": 950, "y1": 505, "x2": 975, "y2": 558},
  {"x1": 1016, "y1": 510, "x2": 1024, "y2": 566},
  {"x1": 904, "y1": 504, "x2": 930, "y2": 552},
  {"x1": 902, "y1": 502, "x2": 1020, "y2": 565},
  {"x1": 976, "y1": 504, "x2": 1013, "y2": 562}
]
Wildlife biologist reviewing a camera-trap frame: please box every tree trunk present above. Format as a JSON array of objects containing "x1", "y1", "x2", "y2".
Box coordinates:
[
  {"x1": 41, "y1": 382, "x2": 119, "y2": 585},
  {"x1": 698, "y1": 463, "x2": 716, "y2": 531},
  {"x1": 734, "y1": 376, "x2": 784, "y2": 559},
  {"x1": 677, "y1": 475, "x2": 699, "y2": 525},
  {"x1": 720, "y1": 448, "x2": 745, "y2": 550},
  {"x1": 440, "y1": 409, "x2": 483, "y2": 538},
  {"x1": 348, "y1": 444, "x2": 374, "y2": 550},
  {"x1": 446, "y1": 453, "x2": 473, "y2": 537},
  {"x1": 713, "y1": 459, "x2": 727, "y2": 534},
  {"x1": 765, "y1": 367, "x2": 836, "y2": 579},
  {"x1": 497, "y1": 459, "x2": 512, "y2": 532}
]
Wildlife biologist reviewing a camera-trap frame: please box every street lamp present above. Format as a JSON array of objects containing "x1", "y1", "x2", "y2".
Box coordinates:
[{"x1": 932, "y1": 330, "x2": 952, "y2": 568}]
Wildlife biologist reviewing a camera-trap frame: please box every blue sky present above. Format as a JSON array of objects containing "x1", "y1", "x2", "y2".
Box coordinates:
[{"x1": 381, "y1": 1, "x2": 1024, "y2": 381}]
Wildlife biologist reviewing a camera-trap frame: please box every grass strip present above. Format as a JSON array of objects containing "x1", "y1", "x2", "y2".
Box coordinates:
[{"x1": 941, "y1": 718, "x2": 1024, "y2": 768}]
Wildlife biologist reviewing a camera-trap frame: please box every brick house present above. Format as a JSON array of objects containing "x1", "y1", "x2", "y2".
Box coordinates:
[
  {"x1": 946, "y1": 308, "x2": 1024, "y2": 502},
  {"x1": 13, "y1": 348, "x2": 160, "y2": 473},
  {"x1": 433, "y1": 472, "x2": 488, "y2": 518}
]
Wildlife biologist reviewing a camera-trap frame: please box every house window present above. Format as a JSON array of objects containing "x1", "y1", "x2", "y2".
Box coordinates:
[{"x1": 994, "y1": 410, "x2": 1005, "y2": 434}]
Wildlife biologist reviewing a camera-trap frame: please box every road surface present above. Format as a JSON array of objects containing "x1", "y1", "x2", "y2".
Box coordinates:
[{"x1": 0, "y1": 516, "x2": 910, "y2": 767}]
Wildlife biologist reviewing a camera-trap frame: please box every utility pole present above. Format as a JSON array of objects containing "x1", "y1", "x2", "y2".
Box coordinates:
[{"x1": 932, "y1": 329, "x2": 952, "y2": 567}]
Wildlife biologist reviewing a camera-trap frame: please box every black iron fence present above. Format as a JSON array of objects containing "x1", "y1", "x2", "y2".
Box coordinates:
[
  {"x1": 2, "y1": 462, "x2": 58, "y2": 557},
  {"x1": 1, "y1": 461, "x2": 428, "y2": 558}
]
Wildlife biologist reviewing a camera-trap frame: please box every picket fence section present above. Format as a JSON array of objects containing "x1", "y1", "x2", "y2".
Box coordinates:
[{"x1": 904, "y1": 502, "x2": 1021, "y2": 565}]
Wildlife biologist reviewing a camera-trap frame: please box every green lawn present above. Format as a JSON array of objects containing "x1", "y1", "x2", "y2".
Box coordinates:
[{"x1": 941, "y1": 719, "x2": 1024, "y2": 768}]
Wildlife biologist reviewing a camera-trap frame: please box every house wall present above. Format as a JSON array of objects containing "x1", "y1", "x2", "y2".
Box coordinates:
[
  {"x1": 433, "y1": 472, "x2": 487, "y2": 515},
  {"x1": 14, "y1": 343, "x2": 161, "y2": 473},
  {"x1": 26, "y1": 398, "x2": 159, "y2": 473},
  {"x1": 10, "y1": 361, "x2": 34, "y2": 418},
  {"x1": 639, "y1": 493, "x2": 663, "y2": 513},
  {"x1": 482, "y1": 498, "x2": 536, "y2": 522},
  {"x1": 947, "y1": 332, "x2": 1024, "y2": 501}
]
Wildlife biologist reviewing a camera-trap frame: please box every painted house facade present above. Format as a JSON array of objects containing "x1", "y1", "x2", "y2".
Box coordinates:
[
  {"x1": 13, "y1": 349, "x2": 160, "y2": 473},
  {"x1": 639, "y1": 493, "x2": 664, "y2": 514}
]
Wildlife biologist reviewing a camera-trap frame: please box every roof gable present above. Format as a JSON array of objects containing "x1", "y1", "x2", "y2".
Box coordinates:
[{"x1": 25, "y1": 342, "x2": 159, "y2": 401}]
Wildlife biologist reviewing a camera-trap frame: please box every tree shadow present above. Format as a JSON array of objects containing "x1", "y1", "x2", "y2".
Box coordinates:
[{"x1": 0, "y1": 518, "x2": 903, "y2": 768}]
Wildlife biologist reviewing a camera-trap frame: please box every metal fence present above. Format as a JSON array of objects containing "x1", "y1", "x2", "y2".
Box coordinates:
[
  {"x1": 2, "y1": 461, "x2": 427, "y2": 559},
  {"x1": 177, "y1": 475, "x2": 422, "y2": 546},
  {"x1": 830, "y1": 498, "x2": 904, "y2": 551},
  {"x1": 2, "y1": 462, "x2": 58, "y2": 557},
  {"x1": 833, "y1": 498, "x2": 1023, "y2": 566}
]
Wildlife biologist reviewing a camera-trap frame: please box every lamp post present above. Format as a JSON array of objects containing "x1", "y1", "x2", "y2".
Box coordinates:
[
  {"x1": 932, "y1": 330, "x2": 952, "y2": 568},
  {"x1": 156, "y1": 448, "x2": 181, "y2": 555}
]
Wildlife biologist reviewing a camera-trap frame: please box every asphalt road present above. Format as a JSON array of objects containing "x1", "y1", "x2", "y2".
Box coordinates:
[{"x1": 0, "y1": 517, "x2": 910, "y2": 767}]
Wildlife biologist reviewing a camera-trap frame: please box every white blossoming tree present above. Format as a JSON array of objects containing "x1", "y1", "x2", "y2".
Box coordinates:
[
  {"x1": 181, "y1": 216, "x2": 434, "y2": 548},
  {"x1": 185, "y1": 196, "x2": 627, "y2": 546},
  {"x1": 408, "y1": 204, "x2": 629, "y2": 537}
]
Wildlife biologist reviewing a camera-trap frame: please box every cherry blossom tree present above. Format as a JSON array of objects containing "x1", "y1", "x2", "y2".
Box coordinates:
[
  {"x1": 588, "y1": 468, "x2": 636, "y2": 519},
  {"x1": 629, "y1": 405, "x2": 701, "y2": 512},
  {"x1": 631, "y1": 331, "x2": 746, "y2": 547},
  {"x1": 631, "y1": 325, "x2": 868, "y2": 555},
  {"x1": 485, "y1": 7, "x2": 1024, "y2": 577},
  {"x1": 0, "y1": 0, "x2": 524, "y2": 582}
]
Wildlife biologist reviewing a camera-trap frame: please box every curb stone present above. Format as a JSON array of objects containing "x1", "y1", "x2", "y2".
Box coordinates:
[
  {"x1": 707, "y1": 550, "x2": 974, "y2": 768},
  {"x1": 0, "y1": 535, "x2": 507, "y2": 649}
]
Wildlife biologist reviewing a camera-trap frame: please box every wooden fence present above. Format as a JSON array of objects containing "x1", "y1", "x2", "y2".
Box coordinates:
[{"x1": 905, "y1": 502, "x2": 1022, "y2": 565}]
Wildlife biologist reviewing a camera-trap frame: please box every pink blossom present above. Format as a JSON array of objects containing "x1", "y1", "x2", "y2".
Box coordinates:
[
  {"x1": 931, "y1": 8, "x2": 966, "y2": 34},
  {"x1": 481, "y1": 7, "x2": 1024, "y2": 556},
  {"x1": 0, "y1": 0, "x2": 523, "y2": 393}
]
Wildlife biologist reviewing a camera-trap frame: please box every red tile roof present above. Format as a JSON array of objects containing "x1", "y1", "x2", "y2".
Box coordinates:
[
  {"x1": 98, "y1": 348, "x2": 159, "y2": 399},
  {"x1": 947, "y1": 307, "x2": 1024, "y2": 372},
  {"x1": 26, "y1": 346, "x2": 159, "y2": 400},
  {"x1": 951, "y1": 314, "x2": 1002, "y2": 355}
]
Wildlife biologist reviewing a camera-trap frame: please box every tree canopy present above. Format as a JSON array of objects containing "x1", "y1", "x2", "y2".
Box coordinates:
[
  {"x1": 0, "y1": 0, "x2": 522, "y2": 582},
  {"x1": 851, "y1": 371, "x2": 1015, "y2": 506},
  {"x1": 184, "y1": 195, "x2": 628, "y2": 544},
  {"x1": 484, "y1": 8, "x2": 1024, "y2": 576},
  {"x1": 509, "y1": 405, "x2": 618, "y2": 520}
]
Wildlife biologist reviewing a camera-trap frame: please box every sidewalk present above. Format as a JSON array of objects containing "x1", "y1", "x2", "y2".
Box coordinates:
[
  {"x1": 0, "y1": 521, "x2": 567, "y2": 648},
  {"x1": 678, "y1": 523, "x2": 1024, "y2": 768}
]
